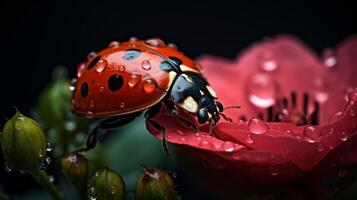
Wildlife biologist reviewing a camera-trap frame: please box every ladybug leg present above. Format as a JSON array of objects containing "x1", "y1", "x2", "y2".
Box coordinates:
[
  {"x1": 145, "y1": 104, "x2": 170, "y2": 156},
  {"x1": 168, "y1": 107, "x2": 199, "y2": 132},
  {"x1": 80, "y1": 114, "x2": 139, "y2": 152}
]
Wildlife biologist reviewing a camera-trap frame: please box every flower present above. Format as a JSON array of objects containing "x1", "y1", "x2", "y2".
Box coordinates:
[
  {"x1": 1, "y1": 111, "x2": 47, "y2": 172},
  {"x1": 147, "y1": 35, "x2": 357, "y2": 196}
]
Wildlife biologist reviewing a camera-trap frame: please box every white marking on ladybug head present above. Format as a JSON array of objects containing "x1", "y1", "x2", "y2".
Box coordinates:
[
  {"x1": 179, "y1": 96, "x2": 198, "y2": 113},
  {"x1": 166, "y1": 71, "x2": 177, "y2": 90},
  {"x1": 181, "y1": 74, "x2": 193, "y2": 83},
  {"x1": 180, "y1": 64, "x2": 199, "y2": 73},
  {"x1": 199, "y1": 90, "x2": 204, "y2": 95},
  {"x1": 206, "y1": 85, "x2": 217, "y2": 98}
]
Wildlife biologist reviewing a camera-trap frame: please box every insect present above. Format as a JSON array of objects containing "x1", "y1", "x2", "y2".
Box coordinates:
[{"x1": 71, "y1": 38, "x2": 238, "y2": 154}]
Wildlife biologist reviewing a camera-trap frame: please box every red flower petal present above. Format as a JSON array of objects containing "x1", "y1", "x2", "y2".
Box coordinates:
[{"x1": 147, "y1": 35, "x2": 357, "y2": 185}]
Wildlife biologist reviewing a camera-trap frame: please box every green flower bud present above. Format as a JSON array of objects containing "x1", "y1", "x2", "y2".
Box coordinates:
[
  {"x1": 89, "y1": 168, "x2": 125, "y2": 200},
  {"x1": 1, "y1": 111, "x2": 46, "y2": 172},
  {"x1": 135, "y1": 168, "x2": 175, "y2": 200},
  {"x1": 61, "y1": 153, "x2": 89, "y2": 199}
]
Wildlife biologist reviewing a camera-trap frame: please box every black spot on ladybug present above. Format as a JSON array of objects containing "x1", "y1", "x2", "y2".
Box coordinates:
[
  {"x1": 122, "y1": 49, "x2": 141, "y2": 61},
  {"x1": 81, "y1": 82, "x2": 89, "y2": 97},
  {"x1": 87, "y1": 56, "x2": 100, "y2": 70},
  {"x1": 108, "y1": 74, "x2": 124, "y2": 92},
  {"x1": 160, "y1": 57, "x2": 182, "y2": 72}
]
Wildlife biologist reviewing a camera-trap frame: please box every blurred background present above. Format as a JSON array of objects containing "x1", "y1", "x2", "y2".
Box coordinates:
[{"x1": 0, "y1": 0, "x2": 356, "y2": 199}]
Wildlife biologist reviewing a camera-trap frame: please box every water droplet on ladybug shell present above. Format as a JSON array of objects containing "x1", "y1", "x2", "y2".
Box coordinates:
[
  {"x1": 168, "y1": 43, "x2": 178, "y2": 49},
  {"x1": 108, "y1": 41, "x2": 120, "y2": 48},
  {"x1": 129, "y1": 37, "x2": 138, "y2": 42},
  {"x1": 145, "y1": 38, "x2": 165, "y2": 47},
  {"x1": 77, "y1": 63, "x2": 85, "y2": 78},
  {"x1": 87, "y1": 52, "x2": 97, "y2": 60},
  {"x1": 69, "y1": 79, "x2": 77, "y2": 91},
  {"x1": 120, "y1": 102, "x2": 125, "y2": 109},
  {"x1": 95, "y1": 59, "x2": 107, "y2": 73},
  {"x1": 141, "y1": 60, "x2": 151, "y2": 70},
  {"x1": 143, "y1": 79, "x2": 157, "y2": 94},
  {"x1": 128, "y1": 74, "x2": 141, "y2": 87}
]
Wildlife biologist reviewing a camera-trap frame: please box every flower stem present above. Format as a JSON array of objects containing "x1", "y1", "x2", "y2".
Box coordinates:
[{"x1": 30, "y1": 169, "x2": 63, "y2": 200}]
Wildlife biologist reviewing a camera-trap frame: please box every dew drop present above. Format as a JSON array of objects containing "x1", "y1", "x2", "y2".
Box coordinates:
[
  {"x1": 120, "y1": 102, "x2": 125, "y2": 109},
  {"x1": 86, "y1": 111, "x2": 95, "y2": 118},
  {"x1": 248, "y1": 117, "x2": 269, "y2": 134},
  {"x1": 285, "y1": 129, "x2": 292, "y2": 135},
  {"x1": 77, "y1": 63, "x2": 86, "y2": 78},
  {"x1": 199, "y1": 140, "x2": 214, "y2": 149},
  {"x1": 141, "y1": 60, "x2": 151, "y2": 70},
  {"x1": 88, "y1": 187, "x2": 97, "y2": 200},
  {"x1": 340, "y1": 132, "x2": 348, "y2": 141},
  {"x1": 317, "y1": 143, "x2": 325, "y2": 152},
  {"x1": 110, "y1": 185, "x2": 117, "y2": 194},
  {"x1": 269, "y1": 165, "x2": 280, "y2": 176},
  {"x1": 261, "y1": 59, "x2": 278, "y2": 72},
  {"x1": 196, "y1": 136, "x2": 202, "y2": 141},
  {"x1": 46, "y1": 142, "x2": 53, "y2": 152},
  {"x1": 108, "y1": 41, "x2": 120, "y2": 48},
  {"x1": 328, "y1": 111, "x2": 343, "y2": 124},
  {"x1": 168, "y1": 43, "x2": 178, "y2": 49},
  {"x1": 247, "y1": 74, "x2": 277, "y2": 108},
  {"x1": 176, "y1": 130, "x2": 184, "y2": 136},
  {"x1": 245, "y1": 134, "x2": 254, "y2": 144},
  {"x1": 143, "y1": 79, "x2": 157, "y2": 94},
  {"x1": 95, "y1": 59, "x2": 107, "y2": 73},
  {"x1": 180, "y1": 137, "x2": 187, "y2": 142},
  {"x1": 129, "y1": 37, "x2": 138, "y2": 42},
  {"x1": 48, "y1": 175, "x2": 55, "y2": 182},
  {"x1": 4, "y1": 163, "x2": 12, "y2": 172},
  {"x1": 347, "y1": 90, "x2": 357, "y2": 102},
  {"x1": 128, "y1": 74, "x2": 141, "y2": 87},
  {"x1": 315, "y1": 91, "x2": 329, "y2": 103},
  {"x1": 322, "y1": 49, "x2": 337, "y2": 68},
  {"x1": 40, "y1": 157, "x2": 52, "y2": 170},
  {"x1": 69, "y1": 79, "x2": 77, "y2": 91},
  {"x1": 89, "y1": 100, "x2": 95, "y2": 108},
  {"x1": 118, "y1": 65, "x2": 126, "y2": 72},
  {"x1": 221, "y1": 141, "x2": 236, "y2": 152},
  {"x1": 87, "y1": 52, "x2": 97, "y2": 60},
  {"x1": 99, "y1": 86, "x2": 105, "y2": 92},
  {"x1": 303, "y1": 126, "x2": 319, "y2": 143}
]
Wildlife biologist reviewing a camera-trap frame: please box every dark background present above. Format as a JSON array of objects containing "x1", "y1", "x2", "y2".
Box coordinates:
[
  {"x1": 0, "y1": 0, "x2": 356, "y2": 119},
  {"x1": 0, "y1": 0, "x2": 356, "y2": 197}
]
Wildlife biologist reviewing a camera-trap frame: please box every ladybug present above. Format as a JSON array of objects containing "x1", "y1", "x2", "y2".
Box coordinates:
[{"x1": 71, "y1": 38, "x2": 237, "y2": 154}]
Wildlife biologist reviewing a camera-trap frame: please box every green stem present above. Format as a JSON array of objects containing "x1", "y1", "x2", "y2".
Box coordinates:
[{"x1": 30, "y1": 169, "x2": 63, "y2": 200}]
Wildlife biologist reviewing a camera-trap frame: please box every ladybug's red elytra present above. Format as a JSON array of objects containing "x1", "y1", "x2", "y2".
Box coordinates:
[{"x1": 71, "y1": 38, "x2": 238, "y2": 154}]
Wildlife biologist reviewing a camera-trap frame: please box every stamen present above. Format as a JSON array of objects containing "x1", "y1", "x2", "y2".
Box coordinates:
[
  {"x1": 267, "y1": 106, "x2": 273, "y2": 122},
  {"x1": 310, "y1": 101, "x2": 319, "y2": 125},
  {"x1": 291, "y1": 91, "x2": 297, "y2": 108}
]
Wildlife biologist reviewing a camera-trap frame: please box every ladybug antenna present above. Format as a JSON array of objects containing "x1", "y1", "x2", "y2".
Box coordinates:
[
  {"x1": 220, "y1": 112, "x2": 233, "y2": 122},
  {"x1": 14, "y1": 106, "x2": 19, "y2": 113},
  {"x1": 155, "y1": 86, "x2": 168, "y2": 93},
  {"x1": 224, "y1": 105, "x2": 241, "y2": 110}
]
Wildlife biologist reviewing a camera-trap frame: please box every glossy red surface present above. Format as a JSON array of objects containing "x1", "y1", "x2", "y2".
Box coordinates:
[{"x1": 72, "y1": 38, "x2": 200, "y2": 118}]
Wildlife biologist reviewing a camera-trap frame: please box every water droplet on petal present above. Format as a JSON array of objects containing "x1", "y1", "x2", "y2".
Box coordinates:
[
  {"x1": 108, "y1": 41, "x2": 120, "y2": 48},
  {"x1": 196, "y1": 136, "x2": 202, "y2": 141},
  {"x1": 269, "y1": 165, "x2": 280, "y2": 176},
  {"x1": 348, "y1": 90, "x2": 357, "y2": 102},
  {"x1": 87, "y1": 52, "x2": 97, "y2": 60},
  {"x1": 328, "y1": 111, "x2": 343, "y2": 124},
  {"x1": 317, "y1": 143, "x2": 325, "y2": 152},
  {"x1": 303, "y1": 126, "x2": 319, "y2": 143},
  {"x1": 248, "y1": 117, "x2": 269, "y2": 134},
  {"x1": 95, "y1": 59, "x2": 107, "y2": 73},
  {"x1": 340, "y1": 132, "x2": 348, "y2": 141},
  {"x1": 221, "y1": 141, "x2": 236, "y2": 152},
  {"x1": 141, "y1": 60, "x2": 151, "y2": 70},
  {"x1": 143, "y1": 79, "x2": 157, "y2": 94},
  {"x1": 199, "y1": 140, "x2": 214, "y2": 149},
  {"x1": 261, "y1": 59, "x2": 278, "y2": 72},
  {"x1": 180, "y1": 137, "x2": 187, "y2": 142},
  {"x1": 247, "y1": 74, "x2": 277, "y2": 108},
  {"x1": 128, "y1": 74, "x2": 141, "y2": 87},
  {"x1": 246, "y1": 134, "x2": 254, "y2": 144},
  {"x1": 322, "y1": 49, "x2": 337, "y2": 68}
]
